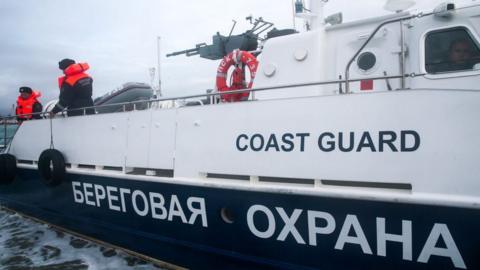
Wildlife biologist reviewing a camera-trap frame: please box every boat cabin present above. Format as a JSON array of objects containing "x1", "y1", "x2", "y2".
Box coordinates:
[{"x1": 254, "y1": 1, "x2": 480, "y2": 99}]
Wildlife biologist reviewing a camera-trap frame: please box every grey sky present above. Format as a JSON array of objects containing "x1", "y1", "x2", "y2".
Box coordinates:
[{"x1": 0, "y1": 0, "x2": 459, "y2": 115}]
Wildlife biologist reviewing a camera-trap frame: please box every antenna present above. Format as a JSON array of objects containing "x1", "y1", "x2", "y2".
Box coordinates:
[
  {"x1": 384, "y1": 0, "x2": 416, "y2": 13},
  {"x1": 149, "y1": 67, "x2": 156, "y2": 88},
  {"x1": 228, "y1": 20, "x2": 237, "y2": 39},
  {"x1": 156, "y1": 36, "x2": 162, "y2": 97},
  {"x1": 291, "y1": 0, "x2": 296, "y2": 29}
]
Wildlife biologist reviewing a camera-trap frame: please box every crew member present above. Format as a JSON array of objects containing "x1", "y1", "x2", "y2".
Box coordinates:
[
  {"x1": 15, "y1": 86, "x2": 43, "y2": 122},
  {"x1": 433, "y1": 39, "x2": 478, "y2": 73},
  {"x1": 51, "y1": 58, "x2": 95, "y2": 117},
  {"x1": 447, "y1": 39, "x2": 474, "y2": 71}
]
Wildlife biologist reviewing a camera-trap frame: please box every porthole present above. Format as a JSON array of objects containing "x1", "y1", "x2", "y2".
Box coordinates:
[
  {"x1": 220, "y1": 207, "x2": 235, "y2": 224},
  {"x1": 357, "y1": 52, "x2": 377, "y2": 71}
]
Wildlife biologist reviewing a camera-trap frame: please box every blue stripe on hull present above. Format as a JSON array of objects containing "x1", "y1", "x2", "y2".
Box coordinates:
[{"x1": 1, "y1": 168, "x2": 479, "y2": 270}]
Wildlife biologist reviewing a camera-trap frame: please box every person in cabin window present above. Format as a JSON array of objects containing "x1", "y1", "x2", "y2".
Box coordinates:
[
  {"x1": 50, "y1": 58, "x2": 95, "y2": 117},
  {"x1": 15, "y1": 86, "x2": 43, "y2": 122},
  {"x1": 442, "y1": 39, "x2": 476, "y2": 72}
]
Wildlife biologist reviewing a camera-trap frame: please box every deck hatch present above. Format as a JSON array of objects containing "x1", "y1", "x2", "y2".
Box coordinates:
[
  {"x1": 259, "y1": 176, "x2": 315, "y2": 185},
  {"x1": 127, "y1": 168, "x2": 174, "y2": 178},
  {"x1": 206, "y1": 173, "x2": 250, "y2": 181},
  {"x1": 321, "y1": 179, "x2": 412, "y2": 190},
  {"x1": 103, "y1": 166, "x2": 123, "y2": 172},
  {"x1": 17, "y1": 160, "x2": 34, "y2": 165},
  {"x1": 78, "y1": 164, "x2": 96, "y2": 169}
]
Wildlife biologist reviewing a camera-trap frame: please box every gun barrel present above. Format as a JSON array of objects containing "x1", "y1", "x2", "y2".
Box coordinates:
[{"x1": 166, "y1": 48, "x2": 200, "y2": 57}]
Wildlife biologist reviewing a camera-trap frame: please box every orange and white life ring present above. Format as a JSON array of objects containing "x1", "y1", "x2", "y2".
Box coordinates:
[{"x1": 216, "y1": 49, "x2": 258, "y2": 102}]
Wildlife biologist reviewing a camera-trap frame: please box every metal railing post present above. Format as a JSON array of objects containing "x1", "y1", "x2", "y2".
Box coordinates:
[
  {"x1": 344, "y1": 13, "x2": 425, "y2": 93},
  {"x1": 399, "y1": 21, "x2": 406, "y2": 89}
]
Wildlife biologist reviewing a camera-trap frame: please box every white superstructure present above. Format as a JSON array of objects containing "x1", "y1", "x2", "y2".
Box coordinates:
[
  {"x1": 3, "y1": 2, "x2": 480, "y2": 269},
  {"x1": 8, "y1": 2, "x2": 480, "y2": 209}
]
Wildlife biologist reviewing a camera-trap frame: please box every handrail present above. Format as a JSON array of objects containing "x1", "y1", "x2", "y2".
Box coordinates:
[
  {"x1": 1, "y1": 122, "x2": 18, "y2": 153},
  {"x1": 344, "y1": 12, "x2": 432, "y2": 94},
  {"x1": 0, "y1": 73, "x2": 425, "y2": 122},
  {"x1": 2, "y1": 73, "x2": 425, "y2": 121}
]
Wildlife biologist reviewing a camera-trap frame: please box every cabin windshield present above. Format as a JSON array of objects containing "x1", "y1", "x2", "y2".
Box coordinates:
[{"x1": 425, "y1": 27, "x2": 480, "y2": 74}]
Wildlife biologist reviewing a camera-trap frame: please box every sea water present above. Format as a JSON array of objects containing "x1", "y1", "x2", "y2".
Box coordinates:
[
  {"x1": 0, "y1": 209, "x2": 162, "y2": 270},
  {"x1": 1, "y1": 127, "x2": 162, "y2": 269}
]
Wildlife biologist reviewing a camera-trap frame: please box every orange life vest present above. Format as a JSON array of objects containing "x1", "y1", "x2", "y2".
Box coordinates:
[
  {"x1": 58, "y1": 63, "x2": 91, "y2": 89},
  {"x1": 16, "y1": 91, "x2": 41, "y2": 119}
]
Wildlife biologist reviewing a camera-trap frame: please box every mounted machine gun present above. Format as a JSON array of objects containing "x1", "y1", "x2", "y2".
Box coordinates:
[
  {"x1": 166, "y1": 16, "x2": 275, "y2": 60},
  {"x1": 167, "y1": 16, "x2": 296, "y2": 103}
]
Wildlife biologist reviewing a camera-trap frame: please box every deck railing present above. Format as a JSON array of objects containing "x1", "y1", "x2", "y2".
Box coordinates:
[
  {"x1": 0, "y1": 72, "x2": 425, "y2": 122},
  {"x1": 0, "y1": 72, "x2": 427, "y2": 153},
  {"x1": 1, "y1": 122, "x2": 18, "y2": 153},
  {"x1": 343, "y1": 11, "x2": 435, "y2": 94}
]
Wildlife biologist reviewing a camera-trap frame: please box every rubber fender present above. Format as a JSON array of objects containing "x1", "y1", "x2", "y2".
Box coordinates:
[
  {"x1": 38, "y1": 149, "x2": 66, "y2": 187},
  {"x1": 0, "y1": 154, "x2": 17, "y2": 185}
]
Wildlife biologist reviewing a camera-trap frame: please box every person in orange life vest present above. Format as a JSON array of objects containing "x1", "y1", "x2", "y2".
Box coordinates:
[
  {"x1": 15, "y1": 86, "x2": 43, "y2": 122},
  {"x1": 50, "y1": 58, "x2": 95, "y2": 117}
]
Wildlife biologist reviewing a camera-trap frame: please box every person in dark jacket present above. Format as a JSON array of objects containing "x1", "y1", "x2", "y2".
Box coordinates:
[
  {"x1": 16, "y1": 86, "x2": 43, "y2": 122},
  {"x1": 51, "y1": 58, "x2": 95, "y2": 117}
]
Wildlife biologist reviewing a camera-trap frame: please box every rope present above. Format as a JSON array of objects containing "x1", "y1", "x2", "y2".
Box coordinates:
[{"x1": 49, "y1": 117, "x2": 55, "y2": 149}]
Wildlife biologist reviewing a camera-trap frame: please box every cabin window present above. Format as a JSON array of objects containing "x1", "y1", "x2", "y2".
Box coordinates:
[
  {"x1": 357, "y1": 52, "x2": 377, "y2": 72},
  {"x1": 425, "y1": 27, "x2": 480, "y2": 74}
]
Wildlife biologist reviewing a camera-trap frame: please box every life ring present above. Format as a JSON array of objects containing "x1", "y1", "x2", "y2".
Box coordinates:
[
  {"x1": 216, "y1": 49, "x2": 258, "y2": 102},
  {"x1": 0, "y1": 154, "x2": 17, "y2": 184},
  {"x1": 38, "y1": 149, "x2": 66, "y2": 186}
]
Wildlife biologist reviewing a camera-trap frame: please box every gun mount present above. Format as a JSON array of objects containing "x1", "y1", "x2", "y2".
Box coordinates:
[{"x1": 167, "y1": 16, "x2": 275, "y2": 60}]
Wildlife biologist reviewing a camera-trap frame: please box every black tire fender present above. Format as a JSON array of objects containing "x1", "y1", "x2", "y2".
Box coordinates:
[
  {"x1": 0, "y1": 154, "x2": 17, "y2": 185},
  {"x1": 38, "y1": 149, "x2": 66, "y2": 186}
]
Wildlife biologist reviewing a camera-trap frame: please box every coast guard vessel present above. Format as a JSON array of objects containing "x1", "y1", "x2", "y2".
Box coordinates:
[{"x1": 1, "y1": 1, "x2": 480, "y2": 269}]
